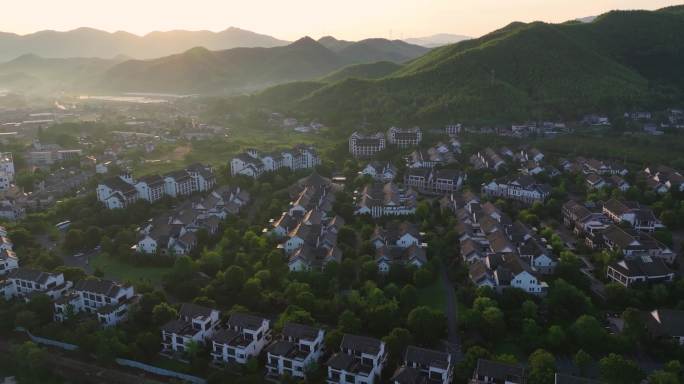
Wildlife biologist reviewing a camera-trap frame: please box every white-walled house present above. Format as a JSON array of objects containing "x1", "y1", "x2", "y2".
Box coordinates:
[
  {"x1": 161, "y1": 303, "x2": 221, "y2": 355},
  {"x1": 0, "y1": 249, "x2": 18, "y2": 276},
  {"x1": 1, "y1": 268, "x2": 71, "y2": 301},
  {"x1": 360, "y1": 162, "x2": 397, "y2": 182},
  {"x1": 97, "y1": 176, "x2": 139, "y2": 209},
  {"x1": 327, "y1": 334, "x2": 388, "y2": 384},
  {"x1": 349, "y1": 132, "x2": 386, "y2": 158},
  {"x1": 211, "y1": 313, "x2": 271, "y2": 365},
  {"x1": 391, "y1": 346, "x2": 453, "y2": 384},
  {"x1": 266, "y1": 323, "x2": 325, "y2": 379},
  {"x1": 54, "y1": 278, "x2": 136, "y2": 327}
]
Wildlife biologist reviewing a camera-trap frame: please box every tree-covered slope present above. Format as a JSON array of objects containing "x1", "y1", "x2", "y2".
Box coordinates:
[
  {"x1": 269, "y1": 7, "x2": 684, "y2": 125},
  {"x1": 320, "y1": 61, "x2": 402, "y2": 83}
]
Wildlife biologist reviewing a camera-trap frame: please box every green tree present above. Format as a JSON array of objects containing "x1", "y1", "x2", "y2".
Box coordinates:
[
  {"x1": 599, "y1": 354, "x2": 643, "y2": 384},
  {"x1": 573, "y1": 349, "x2": 592, "y2": 377},
  {"x1": 338, "y1": 310, "x2": 361, "y2": 333},
  {"x1": 407, "y1": 306, "x2": 446, "y2": 345},
  {"x1": 528, "y1": 349, "x2": 556, "y2": 384},
  {"x1": 570, "y1": 315, "x2": 606, "y2": 353},
  {"x1": 382, "y1": 327, "x2": 413, "y2": 362},
  {"x1": 152, "y1": 302, "x2": 178, "y2": 325}
]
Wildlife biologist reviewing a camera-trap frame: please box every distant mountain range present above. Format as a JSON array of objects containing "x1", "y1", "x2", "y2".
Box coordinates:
[
  {"x1": 0, "y1": 36, "x2": 429, "y2": 94},
  {"x1": 250, "y1": 5, "x2": 684, "y2": 125},
  {"x1": 403, "y1": 33, "x2": 472, "y2": 47},
  {"x1": 0, "y1": 27, "x2": 288, "y2": 62}
]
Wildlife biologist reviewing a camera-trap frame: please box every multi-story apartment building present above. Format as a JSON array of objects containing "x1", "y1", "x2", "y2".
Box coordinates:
[
  {"x1": 164, "y1": 170, "x2": 194, "y2": 198},
  {"x1": 210, "y1": 313, "x2": 270, "y2": 365},
  {"x1": 186, "y1": 163, "x2": 217, "y2": 192},
  {"x1": 135, "y1": 175, "x2": 166, "y2": 203},
  {"x1": 387, "y1": 127, "x2": 422, "y2": 148},
  {"x1": 161, "y1": 303, "x2": 221, "y2": 355},
  {"x1": 266, "y1": 323, "x2": 325, "y2": 379},
  {"x1": 54, "y1": 278, "x2": 136, "y2": 327},
  {"x1": 391, "y1": 346, "x2": 453, "y2": 384},
  {"x1": 349, "y1": 132, "x2": 386, "y2": 158},
  {"x1": 327, "y1": 334, "x2": 387, "y2": 384}
]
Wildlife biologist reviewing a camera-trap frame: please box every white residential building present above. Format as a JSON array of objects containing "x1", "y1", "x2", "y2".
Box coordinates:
[
  {"x1": 387, "y1": 126, "x2": 422, "y2": 148},
  {"x1": 96, "y1": 176, "x2": 139, "y2": 209},
  {"x1": 54, "y1": 279, "x2": 136, "y2": 327},
  {"x1": 355, "y1": 183, "x2": 416, "y2": 218},
  {"x1": 266, "y1": 323, "x2": 325, "y2": 379},
  {"x1": 360, "y1": 162, "x2": 397, "y2": 182},
  {"x1": 327, "y1": 334, "x2": 387, "y2": 384},
  {"x1": 135, "y1": 175, "x2": 166, "y2": 203},
  {"x1": 161, "y1": 303, "x2": 221, "y2": 355},
  {"x1": 391, "y1": 346, "x2": 453, "y2": 384},
  {"x1": 0, "y1": 249, "x2": 18, "y2": 276},
  {"x1": 349, "y1": 132, "x2": 386, "y2": 158},
  {"x1": 211, "y1": 313, "x2": 270, "y2": 365},
  {"x1": 164, "y1": 170, "x2": 194, "y2": 198},
  {"x1": 481, "y1": 175, "x2": 551, "y2": 204},
  {"x1": 1, "y1": 268, "x2": 71, "y2": 301}
]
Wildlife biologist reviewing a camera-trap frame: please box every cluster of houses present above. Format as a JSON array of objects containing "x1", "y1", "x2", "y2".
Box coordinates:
[
  {"x1": 0, "y1": 229, "x2": 138, "y2": 327},
  {"x1": 349, "y1": 127, "x2": 422, "y2": 158},
  {"x1": 562, "y1": 198, "x2": 675, "y2": 287},
  {"x1": 640, "y1": 165, "x2": 684, "y2": 194},
  {"x1": 270, "y1": 173, "x2": 345, "y2": 272},
  {"x1": 26, "y1": 140, "x2": 83, "y2": 167},
  {"x1": 161, "y1": 302, "x2": 453, "y2": 384},
  {"x1": 230, "y1": 145, "x2": 321, "y2": 179},
  {"x1": 446, "y1": 192, "x2": 553, "y2": 295},
  {"x1": 450, "y1": 121, "x2": 569, "y2": 137},
  {"x1": 372, "y1": 222, "x2": 427, "y2": 273},
  {"x1": 97, "y1": 163, "x2": 216, "y2": 209},
  {"x1": 559, "y1": 157, "x2": 630, "y2": 191},
  {"x1": 473, "y1": 148, "x2": 554, "y2": 205},
  {"x1": 136, "y1": 185, "x2": 250, "y2": 255},
  {"x1": 623, "y1": 109, "x2": 684, "y2": 134},
  {"x1": 404, "y1": 141, "x2": 465, "y2": 196}
]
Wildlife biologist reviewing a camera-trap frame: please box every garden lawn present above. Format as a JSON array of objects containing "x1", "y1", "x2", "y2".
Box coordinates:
[{"x1": 89, "y1": 252, "x2": 170, "y2": 287}]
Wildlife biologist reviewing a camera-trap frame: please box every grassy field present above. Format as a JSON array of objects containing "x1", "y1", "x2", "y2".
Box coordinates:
[
  {"x1": 416, "y1": 279, "x2": 448, "y2": 310},
  {"x1": 90, "y1": 252, "x2": 171, "y2": 287}
]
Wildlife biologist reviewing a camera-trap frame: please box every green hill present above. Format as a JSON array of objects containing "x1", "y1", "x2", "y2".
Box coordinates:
[
  {"x1": 255, "y1": 7, "x2": 684, "y2": 125},
  {"x1": 320, "y1": 61, "x2": 402, "y2": 83},
  {"x1": 96, "y1": 37, "x2": 428, "y2": 94}
]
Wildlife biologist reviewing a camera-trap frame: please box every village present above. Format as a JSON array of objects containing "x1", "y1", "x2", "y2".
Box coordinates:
[{"x1": 0, "y1": 97, "x2": 683, "y2": 384}]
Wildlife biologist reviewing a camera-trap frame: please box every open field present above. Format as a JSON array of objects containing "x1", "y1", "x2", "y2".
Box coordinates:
[{"x1": 89, "y1": 252, "x2": 170, "y2": 287}]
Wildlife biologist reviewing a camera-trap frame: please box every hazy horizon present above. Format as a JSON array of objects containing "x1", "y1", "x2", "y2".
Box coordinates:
[{"x1": 1, "y1": 0, "x2": 682, "y2": 41}]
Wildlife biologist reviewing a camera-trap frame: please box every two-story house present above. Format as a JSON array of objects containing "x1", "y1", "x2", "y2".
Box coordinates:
[
  {"x1": 0, "y1": 249, "x2": 18, "y2": 275},
  {"x1": 164, "y1": 170, "x2": 194, "y2": 198},
  {"x1": 135, "y1": 175, "x2": 166, "y2": 203}
]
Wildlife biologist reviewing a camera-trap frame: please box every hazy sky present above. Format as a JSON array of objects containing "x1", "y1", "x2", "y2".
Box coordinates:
[{"x1": 2, "y1": 0, "x2": 682, "y2": 40}]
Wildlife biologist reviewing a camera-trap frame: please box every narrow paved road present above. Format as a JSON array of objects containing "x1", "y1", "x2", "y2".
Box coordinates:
[{"x1": 440, "y1": 265, "x2": 462, "y2": 361}]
